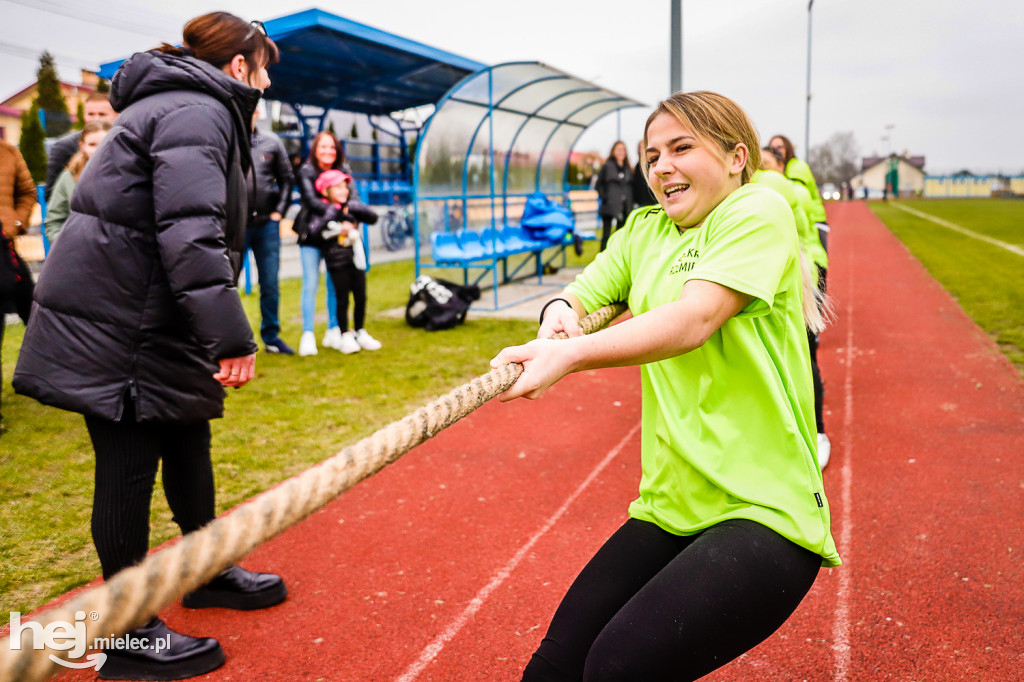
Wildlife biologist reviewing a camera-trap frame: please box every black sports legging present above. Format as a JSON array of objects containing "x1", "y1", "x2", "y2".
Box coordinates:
[
  {"x1": 327, "y1": 264, "x2": 366, "y2": 333},
  {"x1": 599, "y1": 214, "x2": 627, "y2": 252},
  {"x1": 84, "y1": 400, "x2": 215, "y2": 580},
  {"x1": 522, "y1": 517, "x2": 821, "y2": 681}
]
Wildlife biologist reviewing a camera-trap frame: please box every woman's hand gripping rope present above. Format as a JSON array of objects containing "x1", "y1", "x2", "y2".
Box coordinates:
[{"x1": 491, "y1": 301, "x2": 623, "y2": 402}]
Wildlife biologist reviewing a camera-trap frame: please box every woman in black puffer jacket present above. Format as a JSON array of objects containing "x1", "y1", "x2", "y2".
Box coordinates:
[{"x1": 14, "y1": 13, "x2": 284, "y2": 681}]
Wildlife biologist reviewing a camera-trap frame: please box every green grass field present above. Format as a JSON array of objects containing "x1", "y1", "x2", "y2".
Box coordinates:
[
  {"x1": 868, "y1": 198, "x2": 1024, "y2": 375},
  {"x1": 0, "y1": 244, "x2": 599, "y2": 616}
]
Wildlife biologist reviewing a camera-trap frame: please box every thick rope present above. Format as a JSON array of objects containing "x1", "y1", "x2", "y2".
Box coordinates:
[{"x1": 0, "y1": 302, "x2": 627, "y2": 681}]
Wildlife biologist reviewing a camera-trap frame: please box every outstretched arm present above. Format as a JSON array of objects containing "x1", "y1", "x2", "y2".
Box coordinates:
[{"x1": 490, "y1": 279, "x2": 752, "y2": 401}]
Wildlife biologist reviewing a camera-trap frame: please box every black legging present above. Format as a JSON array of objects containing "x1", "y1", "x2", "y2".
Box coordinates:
[
  {"x1": 84, "y1": 400, "x2": 215, "y2": 580},
  {"x1": 327, "y1": 264, "x2": 366, "y2": 333},
  {"x1": 522, "y1": 518, "x2": 821, "y2": 681},
  {"x1": 599, "y1": 214, "x2": 627, "y2": 252}
]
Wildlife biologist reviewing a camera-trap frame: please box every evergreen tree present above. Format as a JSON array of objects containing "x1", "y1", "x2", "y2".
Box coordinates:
[
  {"x1": 327, "y1": 120, "x2": 336, "y2": 135},
  {"x1": 74, "y1": 100, "x2": 85, "y2": 130},
  {"x1": 96, "y1": 78, "x2": 110, "y2": 94},
  {"x1": 19, "y1": 101, "x2": 48, "y2": 183},
  {"x1": 349, "y1": 121, "x2": 358, "y2": 139},
  {"x1": 36, "y1": 51, "x2": 71, "y2": 136}
]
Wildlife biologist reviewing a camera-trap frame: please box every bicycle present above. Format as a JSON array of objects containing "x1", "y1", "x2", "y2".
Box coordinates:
[{"x1": 380, "y1": 204, "x2": 414, "y2": 251}]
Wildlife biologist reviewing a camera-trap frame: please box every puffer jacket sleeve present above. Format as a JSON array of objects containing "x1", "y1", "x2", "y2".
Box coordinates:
[
  {"x1": 271, "y1": 137, "x2": 294, "y2": 216},
  {"x1": 150, "y1": 103, "x2": 256, "y2": 360}
]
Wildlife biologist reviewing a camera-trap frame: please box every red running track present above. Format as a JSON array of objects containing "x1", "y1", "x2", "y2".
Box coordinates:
[{"x1": 44, "y1": 201, "x2": 1024, "y2": 681}]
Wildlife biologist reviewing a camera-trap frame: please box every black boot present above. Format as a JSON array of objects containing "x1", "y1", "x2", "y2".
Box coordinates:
[
  {"x1": 182, "y1": 564, "x2": 287, "y2": 611},
  {"x1": 99, "y1": 617, "x2": 224, "y2": 681}
]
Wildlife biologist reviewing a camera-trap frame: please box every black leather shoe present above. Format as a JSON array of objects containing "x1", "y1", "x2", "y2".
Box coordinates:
[
  {"x1": 98, "y1": 617, "x2": 224, "y2": 681},
  {"x1": 182, "y1": 564, "x2": 287, "y2": 611}
]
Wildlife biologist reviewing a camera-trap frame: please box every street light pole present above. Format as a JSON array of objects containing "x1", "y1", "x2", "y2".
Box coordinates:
[
  {"x1": 804, "y1": 0, "x2": 814, "y2": 157},
  {"x1": 670, "y1": 0, "x2": 683, "y2": 94}
]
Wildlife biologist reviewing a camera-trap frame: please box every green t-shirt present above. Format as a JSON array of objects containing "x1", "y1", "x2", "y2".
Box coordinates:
[
  {"x1": 785, "y1": 157, "x2": 827, "y2": 223},
  {"x1": 566, "y1": 183, "x2": 840, "y2": 567},
  {"x1": 753, "y1": 169, "x2": 828, "y2": 271},
  {"x1": 790, "y1": 180, "x2": 829, "y2": 270}
]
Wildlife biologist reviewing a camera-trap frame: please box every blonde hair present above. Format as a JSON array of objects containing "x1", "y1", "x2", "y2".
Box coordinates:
[
  {"x1": 642, "y1": 91, "x2": 761, "y2": 184},
  {"x1": 66, "y1": 119, "x2": 112, "y2": 181}
]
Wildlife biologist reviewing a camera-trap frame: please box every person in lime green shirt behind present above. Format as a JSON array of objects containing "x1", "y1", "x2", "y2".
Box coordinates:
[
  {"x1": 770, "y1": 133, "x2": 830, "y2": 254},
  {"x1": 757, "y1": 146, "x2": 832, "y2": 468},
  {"x1": 492, "y1": 91, "x2": 840, "y2": 681}
]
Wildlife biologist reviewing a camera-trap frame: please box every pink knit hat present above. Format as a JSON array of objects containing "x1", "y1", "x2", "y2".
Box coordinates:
[{"x1": 315, "y1": 169, "x2": 352, "y2": 196}]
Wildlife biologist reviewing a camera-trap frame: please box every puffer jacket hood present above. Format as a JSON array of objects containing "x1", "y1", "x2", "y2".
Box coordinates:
[{"x1": 111, "y1": 50, "x2": 261, "y2": 173}]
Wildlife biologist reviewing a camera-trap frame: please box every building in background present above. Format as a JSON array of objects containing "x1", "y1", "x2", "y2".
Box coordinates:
[
  {"x1": 850, "y1": 153, "x2": 926, "y2": 199},
  {"x1": 0, "y1": 70, "x2": 99, "y2": 143}
]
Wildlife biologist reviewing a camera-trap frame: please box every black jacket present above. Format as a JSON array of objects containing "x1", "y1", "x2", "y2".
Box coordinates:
[
  {"x1": 308, "y1": 200, "x2": 378, "y2": 269},
  {"x1": 14, "y1": 50, "x2": 261, "y2": 423},
  {"x1": 247, "y1": 128, "x2": 293, "y2": 223},
  {"x1": 291, "y1": 161, "x2": 361, "y2": 247},
  {"x1": 595, "y1": 159, "x2": 633, "y2": 219},
  {"x1": 631, "y1": 161, "x2": 657, "y2": 209}
]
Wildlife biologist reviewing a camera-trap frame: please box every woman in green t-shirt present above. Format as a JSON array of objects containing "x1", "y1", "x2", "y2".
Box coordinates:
[
  {"x1": 492, "y1": 91, "x2": 839, "y2": 681},
  {"x1": 769, "y1": 133, "x2": 830, "y2": 253}
]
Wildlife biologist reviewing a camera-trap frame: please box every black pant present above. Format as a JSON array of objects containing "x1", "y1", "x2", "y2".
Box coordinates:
[
  {"x1": 599, "y1": 215, "x2": 626, "y2": 252},
  {"x1": 326, "y1": 264, "x2": 366, "y2": 333},
  {"x1": 522, "y1": 518, "x2": 821, "y2": 681},
  {"x1": 84, "y1": 401, "x2": 215, "y2": 580}
]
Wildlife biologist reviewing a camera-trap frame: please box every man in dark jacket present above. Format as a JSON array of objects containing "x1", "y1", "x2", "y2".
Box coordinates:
[
  {"x1": 43, "y1": 92, "x2": 117, "y2": 201},
  {"x1": 246, "y1": 108, "x2": 294, "y2": 354}
]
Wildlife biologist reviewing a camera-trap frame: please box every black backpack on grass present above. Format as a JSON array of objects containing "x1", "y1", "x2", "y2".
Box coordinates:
[{"x1": 405, "y1": 276, "x2": 480, "y2": 331}]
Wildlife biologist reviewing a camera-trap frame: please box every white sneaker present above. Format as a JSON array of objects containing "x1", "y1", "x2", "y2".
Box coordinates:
[
  {"x1": 298, "y1": 331, "x2": 318, "y2": 357},
  {"x1": 355, "y1": 329, "x2": 382, "y2": 351},
  {"x1": 322, "y1": 326, "x2": 343, "y2": 350},
  {"x1": 339, "y1": 331, "x2": 361, "y2": 354},
  {"x1": 817, "y1": 432, "x2": 831, "y2": 470}
]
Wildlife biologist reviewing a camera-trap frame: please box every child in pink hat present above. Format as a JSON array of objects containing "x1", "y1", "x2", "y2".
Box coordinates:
[{"x1": 309, "y1": 170, "x2": 382, "y2": 353}]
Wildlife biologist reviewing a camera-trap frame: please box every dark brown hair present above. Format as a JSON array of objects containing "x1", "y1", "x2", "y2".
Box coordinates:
[
  {"x1": 305, "y1": 131, "x2": 346, "y2": 170},
  {"x1": 157, "y1": 12, "x2": 279, "y2": 75},
  {"x1": 770, "y1": 134, "x2": 796, "y2": 164},
  {"x1": 606, "y1": 140, "x2": 629, "y2": 166}
]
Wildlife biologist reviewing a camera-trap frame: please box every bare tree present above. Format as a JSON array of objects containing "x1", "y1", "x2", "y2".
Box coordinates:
[{"x1": 809, "y1": 132, "x2": 859, "y2": 185}]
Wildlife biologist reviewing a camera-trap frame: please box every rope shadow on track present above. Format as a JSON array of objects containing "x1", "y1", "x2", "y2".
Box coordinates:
[{"x1": 0, "y1": 302, "x2": 627, "y2": 682}]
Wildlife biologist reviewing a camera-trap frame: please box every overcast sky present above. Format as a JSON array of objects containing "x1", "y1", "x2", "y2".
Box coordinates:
[{"x1": 3, "y1": 0, "x2": 1022, "y2": 175}]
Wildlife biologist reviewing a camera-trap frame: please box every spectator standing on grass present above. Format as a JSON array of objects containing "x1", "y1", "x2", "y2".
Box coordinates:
[
  {"x1": 757, "y1": 145, "x2": 831, "y2": 467},
  {"x1": 291, "y1": 130, "x2": 352, "y2": 356},
  {"x1": 594, "y1": 140, "x2": 632, "y2": 251},
  {"x1": 769, "y1": 134, "x2": 831, "y2": 254},
  {"x1": 15, "y1": 14, "x2": 288, "y2": 680},
  {"x1": 43, "y1": 119, "x2": 112, "y2": 243},
  {"x1": 308, "y1": 169, "x2": 382, "y2": 353},
  {"x1": 631, "y1": 139, "x2": 657, "y2": 209},
  {"x1": 44, "y1": 92, "x2": 117, "y2": 201},
  {"x1": 245, "y1": 107, "x2": 295, "y2": 355},
  {"x1": 0, "y1": 138, "x2": 37, "y2": 432},
  {"x1": 492, "y1": 91, "x2": 839, "y2": 681}
]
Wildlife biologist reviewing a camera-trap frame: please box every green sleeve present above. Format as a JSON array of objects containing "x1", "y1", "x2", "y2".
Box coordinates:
[
  {"x1": 564, "y1": 207, "x2": 646, "y2": 312},
  {"x1": 683, "y1": 186, "x2": 796, "y2": 318},
  {"x1": 44, "y1": 170, "x2": 75, "y2": 244}
]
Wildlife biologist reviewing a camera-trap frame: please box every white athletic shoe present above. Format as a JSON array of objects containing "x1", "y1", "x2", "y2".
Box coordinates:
[
  {"x1": 339, "y1": 331, "x2": 361, "y2": 354},
  {"x1": 298, "y1": 331, "x2": 318, "y2": 357},
  {"x1": 322, "y1": 326, "x2": 343, "y2": 350},
  {"x1": 355, "y1": 329, "x2": 382, "y2": 351},
  {"x1": 817, "y1": 432, "x2": 831, "y2": 470}
]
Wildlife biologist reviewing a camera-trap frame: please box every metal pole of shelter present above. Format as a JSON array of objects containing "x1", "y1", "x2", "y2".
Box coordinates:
[
  {"x1": 670, "y1": 0, "x2": 683, "y2": 94},
  {"x1": 805, "y1": 0, "x2": 814, "y2": 157}
]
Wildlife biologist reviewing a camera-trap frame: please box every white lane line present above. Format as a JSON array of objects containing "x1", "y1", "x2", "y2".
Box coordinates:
[
  {"x1": 891, "y1": 203, "x2": 1024, "y2": 256},
  {"x1": 832, "y1": 234, "x2": 855, "y2": 680},
  {"x1": 395, "y1": 420, "x2": 642, "y2": 682}
]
